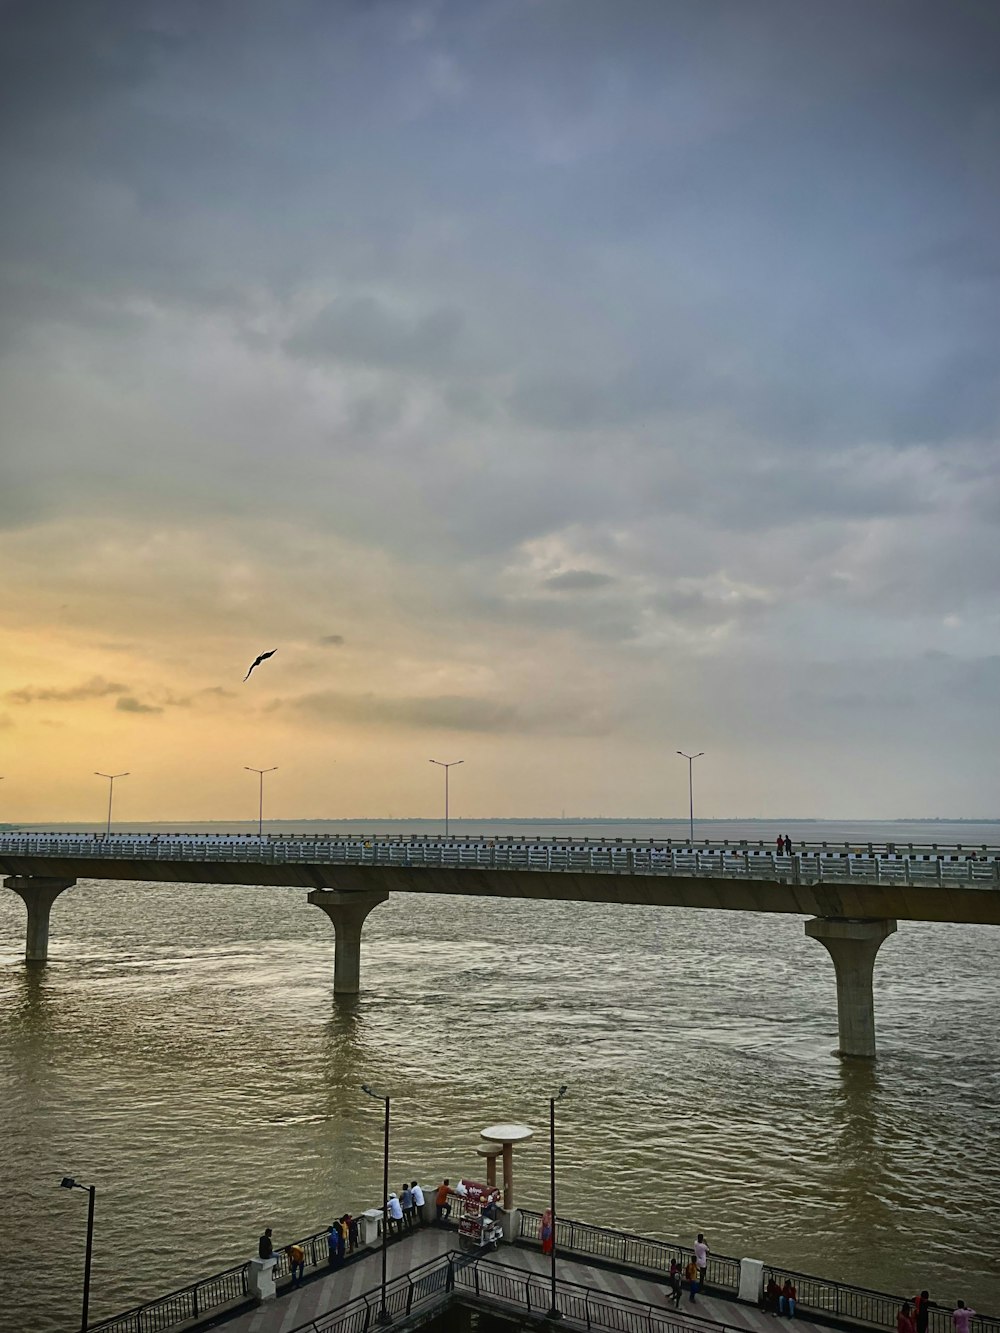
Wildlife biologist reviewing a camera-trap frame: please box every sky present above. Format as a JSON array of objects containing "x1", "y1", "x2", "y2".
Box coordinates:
[{"x1": 1, "y1": 0, "x2": 999, "y2": 824}]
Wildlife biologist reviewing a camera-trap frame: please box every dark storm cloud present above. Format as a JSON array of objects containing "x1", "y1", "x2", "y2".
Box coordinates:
[
  {"x1": 1, "y1": 0, "x2": 998, "y2": 809},
  {"x1": 281, "y1": 688, "x2": 610, "y2": 737},
  {"x1": 542, "y1": 570, "x2": 616, "y2": 592},
  {"x1": 115, "y1": 695, "x2": 162, "y2": 715},
  {"x1": 6, "y1": 677, "x2": 129, "y2": 705}
]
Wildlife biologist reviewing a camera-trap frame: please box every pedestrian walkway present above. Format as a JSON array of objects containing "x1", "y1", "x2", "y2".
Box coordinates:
[{"x1": 220, "y1": 1226, "x2": 835, "y2": 1333}]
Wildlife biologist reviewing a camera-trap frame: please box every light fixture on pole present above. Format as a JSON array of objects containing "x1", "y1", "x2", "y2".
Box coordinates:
[
  {"x1": 60, "y1": 1176, "x2": 96, "y2": 1333},
  {"x1": 244, "y1": 766, "x2": 278, "y2": 838},
  {"x1": 546, "y1": 1085, "x2": 568, "y2": 1320},
  {"x1": 676, "y1": 751, "x2": 704, "y2": 845},
  {"x1": 361, "y1": 1084, "x2": 392, "y2": 1324},
  {"x1": 94, "y1": 772, "x2": 129, "y2": 838},
  {"x1": 428, "y1": 759, "x2": 463, "y2": 838}
]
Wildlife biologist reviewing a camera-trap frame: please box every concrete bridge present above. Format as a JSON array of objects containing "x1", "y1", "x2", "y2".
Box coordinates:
[{"x1": 3, "y1": 831, "x2": 999, "y2": 1058}]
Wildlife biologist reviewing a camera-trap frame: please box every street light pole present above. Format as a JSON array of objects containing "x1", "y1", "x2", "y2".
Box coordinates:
[
  {"x1": 546, "y1": 1085, "x2": 568, "y2": 1320},
  {"x1": 60, "y1": 1176, "x2": 96, "y2": 1333},
  {"x1": 361, "y1": 1084, "x2": 392, "y2": 1324},
  {"x1": 94, "y1": 772, "x2": 129, "y2": 838},
  {"x1": 428, "y1": 759, "x2": 463, "y2": 838},
  {"x1": 244, "y1": 766, "x2": 278, "y2": 838},
  {"x1": 676, "y1": 752, "x2": 704, "y2": 845}
]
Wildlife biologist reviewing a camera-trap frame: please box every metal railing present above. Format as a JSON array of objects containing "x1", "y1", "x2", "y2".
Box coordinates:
[
  {"x1": 88, "y1": 1219, "x2": 341, "y2": 1333},
  {"x1": 517, "y1": 1212, "x2": 996, "y2": 1333},
  {"x1": 2, "y1": 831, "x2": 998, "y2": 889},
  {"x1": 518, "y1": 1210, "x2": 740, "y2": 1293},
  {"x1": 285, "y1": 1252, "x2": 457, "y2": 1333}
]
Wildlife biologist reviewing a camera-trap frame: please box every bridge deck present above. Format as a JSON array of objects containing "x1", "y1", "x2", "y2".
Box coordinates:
[{"x1": 221, "y1": 1230, "x2": 829, "y2": 1333}]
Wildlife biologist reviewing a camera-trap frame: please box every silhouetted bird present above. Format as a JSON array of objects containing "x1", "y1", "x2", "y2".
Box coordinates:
[{"x1": 243, "y1": 649, "x2": 276, "y2": 682}]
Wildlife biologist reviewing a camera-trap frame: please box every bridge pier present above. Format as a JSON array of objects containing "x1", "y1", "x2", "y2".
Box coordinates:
[
  {"x1": 4, "y1": 876, "x2": 77, "y2": 963},
  {"x1": 805, "y1": 917, "x2": 897, "y2": 1058},
  {"x1": 307, "y1": 888, "x2": 390, "y2": 994}
]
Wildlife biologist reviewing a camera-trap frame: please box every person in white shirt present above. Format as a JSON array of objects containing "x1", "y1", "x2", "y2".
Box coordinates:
[
  {"x1": 694, "y1": 1234, "x2": 709, "y2": 1287},
  {"x1": 410, "y1": 1181, "x2": 425, "y2": 1225},
  {"x1": 387, "y1": 1192, "x2": 404, "y2": 1235}
]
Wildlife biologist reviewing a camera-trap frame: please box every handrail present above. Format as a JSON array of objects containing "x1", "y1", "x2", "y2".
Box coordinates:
[
  {"x1": 518, "y1": 1211, "x2": 997, "y2": 1333},
  {"x1": 2, "y1": 831, "x2": 999, "y2": 891}
]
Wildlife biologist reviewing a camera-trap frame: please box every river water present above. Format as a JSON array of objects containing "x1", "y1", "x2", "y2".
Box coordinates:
[{"x1": 2, "y1": 819, "x2": 998, "y2": 1333}]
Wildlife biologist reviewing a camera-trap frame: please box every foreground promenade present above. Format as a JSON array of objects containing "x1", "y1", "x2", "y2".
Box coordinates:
[{"x1": 222, "y1": 1232, "x2": 829, "y2": 1333}]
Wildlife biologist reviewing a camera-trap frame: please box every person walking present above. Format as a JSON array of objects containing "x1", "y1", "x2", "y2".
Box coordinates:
[
  {"x1": 258, "y1": 1228, "x2": 273, "y2": 1261},
  {"x1": 685, "y1": 1256, "x2": 700, "y2": 1302},
  {"x1": 953, "y1": 1302, "x2": 977, "y2": 1333},
  {"x1": 540, "y1": 1208, "x2": 554, "y2": 1256},
  {"x1": 435, "y1": 1179, "x2": 453, "y2": 1224},
  {"x1": 694, "y1": 1233, "x2": 709, "y2": 1290},
  {"x1": 666, "y1": 1258, "x2": 682, "y2": 1307},
  {"x1": 401, "y1": 1183, "x2": 415, "y2": 1230},
  {"x1": 898, "y1": 1303, "x2": 916, "y2": 1333}
]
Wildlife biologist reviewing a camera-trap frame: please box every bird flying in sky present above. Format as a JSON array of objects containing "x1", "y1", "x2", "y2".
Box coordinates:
[{"x1": 244, "y1": 649, "x2": 276, "y2": 682}]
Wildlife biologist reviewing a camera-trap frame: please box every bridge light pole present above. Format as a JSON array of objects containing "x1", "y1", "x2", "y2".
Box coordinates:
[
  {"x1": 60, "y1": 1176, "x2": 96, "y2": 1333},
  {"x1": 94, "y1": 772, "x2": 129, "y2": 838},
  {"x1": 676, "y1": 752, "x2": 703, "y2": 845},
  {"x1": 429, "y1": 759, "x2": 463, "y2": 838},
  {"x1": 546, "y1": 1085, "x2": 568, "y2": 1320},
  {"x1": 244, "y1": 766, "x2": 278, "y2": 838},
  {"x1": 361, "y1": 1084, "x2": 392, "y2": 1324}
]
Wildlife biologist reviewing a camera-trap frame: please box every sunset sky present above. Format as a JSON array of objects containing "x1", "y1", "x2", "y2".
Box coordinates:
[{"x1": 2, "y1": 0, "x2": 999, "y2": 824}]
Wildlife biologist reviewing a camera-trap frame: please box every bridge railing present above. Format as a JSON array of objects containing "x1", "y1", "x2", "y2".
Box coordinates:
[
  {"x1": 2, "y1": 831, "x2": 998, "y2": 887},
  {"x1": 517, "y1": 1211, "x2": 997, "y2": 1333}
]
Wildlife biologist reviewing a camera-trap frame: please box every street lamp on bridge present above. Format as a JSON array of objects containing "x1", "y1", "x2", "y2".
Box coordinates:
[
  {"x1": 60, "y1": 1176, "x2": 96, "y2": 1333},
  {"x1": 94, "y1": 772, "x2": 129, "y2": 838},
  {"x1": 429, "y1": 759, "x2": 463, "y2": 838},
  {"x1": 676, "y1": 751, "x2": 704, "y2": 845},
  {"x1": 244, "y1": 766, "x2": 278, "y2": 838},
  {"x1": 546, "y1": 1085, "x2": 569, "y2": 1320}
]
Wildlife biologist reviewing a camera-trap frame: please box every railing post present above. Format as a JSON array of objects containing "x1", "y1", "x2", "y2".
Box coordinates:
[
  {"x1": 406, "y1": 1275, "x2": 415, "y2": 1314},
  {"x1": 192, "y1": 1282, "x2": 199, "y2": 1318},
  {"x1": 585, "y1": 1290, "x2": 592, "y2": 1328}
]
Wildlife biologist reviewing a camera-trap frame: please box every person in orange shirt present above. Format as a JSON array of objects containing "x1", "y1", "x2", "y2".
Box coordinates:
[
  {"x1": 286, "y1": 1244, "x2": 305, "y2": 1286},
  {"x1": 435, "y1": 1179, "x2": 452, "y2": 1224}
]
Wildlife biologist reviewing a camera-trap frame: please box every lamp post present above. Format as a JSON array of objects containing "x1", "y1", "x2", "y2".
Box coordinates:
[
  {"x1": 547, "y1": 1085, "x2": 568, "y2": 1320},
  {"x1": 244, "y1": 766, "x2": 278, "y2": 838},
  {"x1": 361, "y1": 1084, "x2": 392, "y2": 1324},
  {"x1": 60, "y1": 1176, "x2": 96, "y2": 1333},
  {"x1": 676, "y1": 751, "x2": 704, "y2": 845},
  {"x1": 428, "y1": 759, "x2": 463, "y2": 838},
  {"x1": 94, "y1": 772, "x2": 129, "y2": 838}
]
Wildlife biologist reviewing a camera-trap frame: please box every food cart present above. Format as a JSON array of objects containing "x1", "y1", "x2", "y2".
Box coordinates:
[{"x1": 456, "y1": 1179, "x2": 503, "y2": 1251}]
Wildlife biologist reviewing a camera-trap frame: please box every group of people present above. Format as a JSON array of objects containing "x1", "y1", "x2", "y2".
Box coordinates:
[
  {"x1": 664, "y1": 1234, "x2": 711, "y2": 1305},
  {"x1": 387, "y1": 1181, "x2": 428, "y2": 1233},
  {"x1": 764, "y1": 1277, "x2": 798, "y2": 1315},
  {"x1": 898, "y1": 1294, "x2": 978, "y2": 1333},
  {"x1": 775, "y1": 834, "x2": 794, "y2": 855}
]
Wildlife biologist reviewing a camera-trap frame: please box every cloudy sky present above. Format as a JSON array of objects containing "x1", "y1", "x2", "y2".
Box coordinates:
[{"x1": 2, "y1": 0, "x2": 998, "y2": 823}]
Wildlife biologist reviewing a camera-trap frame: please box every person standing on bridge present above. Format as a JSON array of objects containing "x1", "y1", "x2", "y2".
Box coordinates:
[
  {"x1": 694, "y1": 1233, "x2": 709, "y2": 1290},
  {"x1": 435, "y1": 1179, "x2": 452, "y2": 1224},
  {"x1": 913, "y1": 1291, "x2": 931, "y2": 1333},
  {"x1": 952, "y1": 1302, "x2": 976, "y2": 1333},
  {"x1": 401, "y1": 1182, "x2": 415, "y2": 1230},
  {"x1": 783, "y1": 834, "x2": 793, "y2": 855},
  {"x1": 898, "y1": 1303, "x2": 916, "y2": 1333},
  {"x1": 776, "y1": 835, "x2": 785, "y2": 855},
  {"x1": 411, "y1": 1180, "x2": 426, "y2": 1224}
]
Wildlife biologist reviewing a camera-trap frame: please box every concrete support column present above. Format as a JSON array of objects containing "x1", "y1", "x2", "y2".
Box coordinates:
[
  {"x1": 307, "y1": 889, "x2": 390, "y2": 994},
  {"x1": 4, "y1": 876, "x2": 77, "y2": 963},
  {"x1": 805, "y1": 917, "x2": 897, "y2": 1058}
]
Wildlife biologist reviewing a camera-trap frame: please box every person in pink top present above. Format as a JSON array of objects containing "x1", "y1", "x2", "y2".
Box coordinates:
[{"x1": 952, "y1": 1302, "x2": 976, "y2": 1333}]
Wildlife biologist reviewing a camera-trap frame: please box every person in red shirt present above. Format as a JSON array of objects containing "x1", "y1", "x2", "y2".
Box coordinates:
[
  {"x1": 780, "y1": 1280, "x2": 797, "y2": 1317},
  {"x1": 898, "y1": 1303, "x2": 916, "y2": 1333}
]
